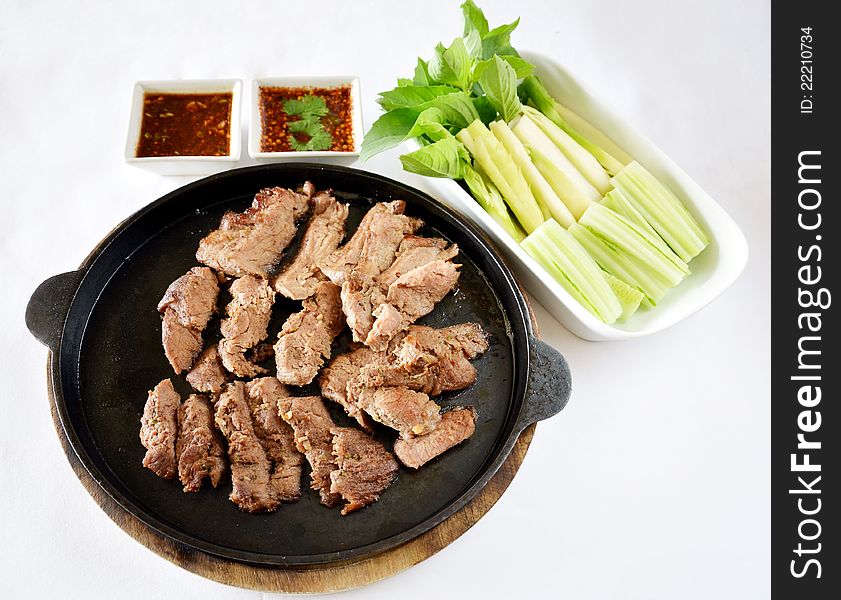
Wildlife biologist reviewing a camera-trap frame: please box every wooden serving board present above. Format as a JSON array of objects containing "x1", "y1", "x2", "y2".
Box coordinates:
[{"x1": 47, "y1": 354, "x2": 536, "y2": 593}]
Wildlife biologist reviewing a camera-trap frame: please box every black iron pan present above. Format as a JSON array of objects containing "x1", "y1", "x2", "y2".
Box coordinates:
[{"x1": 26, "y1": 164, "x2": 571, "y2": 567}]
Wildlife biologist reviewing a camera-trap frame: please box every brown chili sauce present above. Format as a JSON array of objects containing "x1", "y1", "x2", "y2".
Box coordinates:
[
  {"x1": 259, "y1": 86, "x2": 354, "y2": 153},
  {"x1": 136, "y1": 93, "x2": 232, "y2": 157}
]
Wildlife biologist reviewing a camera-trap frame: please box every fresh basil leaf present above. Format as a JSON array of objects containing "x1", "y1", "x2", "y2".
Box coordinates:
[
  {"x1": 360, "y1": 108, "x2": 420, "y2": 161},
  {"x1": 413, "y1": 58, "x2": 432, "y2": 85},
  {"x1": 428, "y1": 38, "x2": 472, "y2": 91},
  {"x1": 460, "y1": 0, "x2": 489, "y2": 36},
  {"x1": 471, "y1": 55, "x2": 534, "y2": 83},
  {"x1": 418, "y1": 91, "x2": 480, "y2": 129},
  {"x1": 377, "y1": 85, "x2": 460, "y2": 111},
  {"x1": 481, "y1": 18, "x2": 520, "y2": 59},
  {"x1": 399, "y1": 137, "x2": 466, "y2": 179},
  {"x1": 397, "y1": 78, "x2": 413, "y2": 87},
  {"x1": 463, "y1": 27, "x2": 482, "y2": 59},
  {"x1": 478, "y1": 55, "x2": 522, "y2": 122},
  {"x1": 472, "y1": 95, "x2": 497, "y2": 124},
  {"x1": 408, "y1": 107, "x2": 451, "y2": 142}
]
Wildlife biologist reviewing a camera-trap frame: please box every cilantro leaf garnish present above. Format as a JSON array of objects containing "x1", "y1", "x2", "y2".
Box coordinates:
[
  {"x1": 283, "y1": 95, "x2": 329, "y2": 119},
  {"x1": 289, "y1": 128, "x2": 333, "y2": 151},
  {"x1": 283, "y1": 94, "x2": 333, "y2": 151}
]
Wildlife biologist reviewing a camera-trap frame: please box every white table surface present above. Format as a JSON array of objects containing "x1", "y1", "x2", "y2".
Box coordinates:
[{"x1": 0, "y1": 0, "x2": 770, "y2": 597}]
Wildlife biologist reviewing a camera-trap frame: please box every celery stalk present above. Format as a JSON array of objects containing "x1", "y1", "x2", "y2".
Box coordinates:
[
  {"x1": 611, "y1": 162, "x2": 710, "y2": 262},
  {"x1": 602, "y1": 271, "x2": 644, "y2": 320},
  {"x1": 457, "y1": 121, "x2": 545, "y2": 233},
  {"x1": 579, "y1": 203, "x2": 689, "y2": 285},
  {"x1": 510, "y1": 115, "x2": 601, "y2": 220},
  {"x1": 521, "y1": 219, "x2": 622, "y2": 323},
  {"x1": 601, "y1": 188, "x2": 687, "y2": 274},
  {"x1": 489, "y1": 120, "x2": 575, "y2": 228},
  {"x1": 519, "y1": 75, "x2": 630, "y2": 174},
  {"x1": 462, "y1": 163, "x2": 527, "y2": 242},
  {"x1": 569, "y1": 223, "x2": 672, "y2": 306},
  {"x1": 520, "y1": 106, "x2": 611, "y2": 195}
]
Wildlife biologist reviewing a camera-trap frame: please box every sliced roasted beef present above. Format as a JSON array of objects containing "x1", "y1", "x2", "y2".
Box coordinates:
[
  {"x1": 316, "y1": 203, "x2": 389, "y2": 285},
  {"x1": 158, "y1": 266, "x2": 220, "y2": 329},
  {"x1": 359, "y1": 323, "x2": 488, "y2": 395},
  {"x1": 318, "y1": 347, "x2": 385, "y2": 430},
  {"x1": 160, "y1": 310, "x2": 204, "y2": 375},
  {"x1": 394, "y1": 407, "x2": 477, "y2": 469},
  {"x1": 339, "y1": 275, "x2": 378, "y2": 346},
  {"x1": 329, "y1": 427, "x2": 399, "y2": 515},
  {"x1": 157, "y1": 266, "x2": 220, "y2": 373},
  {"x1": 245, "y1": 378, "x2": 303, "y2": 502},
  {"x1": 176, "y1": 394, "x2": 226, "y2": 492},
  {"x1": 393, "y1": 323, "x2": 488, "y2": 368},
  {"x1": 139, "y1": 379, "x2": 180, "y2": 479},
  {"x1": 375, "y1": 237, "x2": 458, "y2": 290},
  {"x1": 336, "y1": 205, "x2": 424, "y2": 343},
  {"x1": 186, "y1": 345, "x2": 229, "y2": 394},
  {"x1": 366, "y1": 259, "x2": 461, "y2": 350},
  {"x1": 277, "y1": 395, "x2": 341, "y2": 507},
  {"x1": 273, "y1": 192, "x2": 349, "y2": 300},
  {"x1": 350, "y1": 385, "x2": 442, "y2": 438},
  {"x1": 218, "y1": 275, "x2": 275, "y2": 377},
  {"x1": 196, "y1": 184, "x2": 313, "y2": 278},
  {"x1": 214, "y1": 382, "x2": 279, "y2": 513},
  {"x1": 274, "y1": 281, "x2": 344, "y2": 386}
]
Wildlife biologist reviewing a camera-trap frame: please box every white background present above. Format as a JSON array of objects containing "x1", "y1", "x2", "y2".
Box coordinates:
[{"x1": 0, "y1": 0, "x2": 770, "y2": 598}]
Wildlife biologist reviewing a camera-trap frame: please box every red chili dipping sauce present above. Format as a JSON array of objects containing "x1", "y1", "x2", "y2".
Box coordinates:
[
  {"x1": 259, "y1": 86, "x2": 354, "y2": 153},
  {"x1": 136, "y1": 93, "x2": 232, "y2": 157}
]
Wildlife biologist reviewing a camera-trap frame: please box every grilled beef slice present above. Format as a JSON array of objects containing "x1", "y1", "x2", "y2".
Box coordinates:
[
  {"x1": 375, "y1": 237, "x2": 458, "y2": 291},
  {"x1": 186, "y1": 345, "x2": 229, "y2": 393},
  {"x1": 176, "y1": 394, "x2": 226, "y2": 492},
  {"x1": 245, "y1": 378, "x2": 303, "y2": 502},
  {"x1": 214, "y1": 382, "x2": 280, "y2": 513},
  {"x1": 140, "y1": 379, "x2": 181, "y2": 479},
  {"x1": 318, "y1": 201, "x2": 417, "y2": 285},
  {"x1": 318, "y1": 347, "x2": 384, "y2": 430},
  {"x1": 218, "y1": 275, "x2": 276, "y2": 377},
  {"x1": 329, "y1": 427, "x2": 399, "y2": 515},
  {"x1": 275, "y1": 281, "x2": 344, "y2": 386},
  {"x1": 360, "y1": 323, "x2": 488, "y2": 395},
  {"x1": 336, "y1": 205, "x2": 424, "y2": 343},
  {"x1": 157, "y1": 266, "x2": 220, "y2": 373},
  {"x1": 393, "y1": 407, "x2": 477, "y2": 469},
  {"x1": 273, "y1": 191, "x2": 349, "y2": 300},
  {"x1": 366, "y1": 259, "x2": 460, "y2": 350},
  {"x1": 277, "y1": 395, "x2": 341, "y2": 507},
  {"x1": 350, "y1": 385, "x2": 442, "y2": 438},
  {"x1": 196, "y1": 184, "x2": 313, "y2": 278}
]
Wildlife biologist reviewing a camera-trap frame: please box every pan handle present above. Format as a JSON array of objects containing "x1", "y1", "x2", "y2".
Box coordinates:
[
  {"x1": 516, "y1": 338, "x2": 572, "y2": 431},
  {"x1": 26, "y1": 270, "x2": 85, "y2": 350}
]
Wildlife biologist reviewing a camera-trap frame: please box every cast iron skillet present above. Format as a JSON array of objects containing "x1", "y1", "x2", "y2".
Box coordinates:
[{"x1": 26, "y1": 164, "x2": 571, "y2": 568}]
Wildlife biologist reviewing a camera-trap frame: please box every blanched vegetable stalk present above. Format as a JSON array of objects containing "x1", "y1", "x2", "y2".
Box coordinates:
[
  {"x1": 510, "y1": 114, "x2": 601, "y2": 220},
  {"x1": 579, "y1": 203, "x2": 688, "y2": 286},
  {"x1": 569, "y1": 223, "x2": 671, "y2": 306},
  {"x1": 519, "y1": 75, "x2": 630, "y2": 175},
  {"x1": 521, "y1": 106, "x2": 611, "y2": 195},
  {"x1": 488, "y1": 120, "x2": 575, "y2": 228},
  {"x1": 611, "y1": 162, "x2": 710, "y2": 262},
  {"x1": 462, "y1": 163, "x2": 527, "y2": 242},
  {"x1": 522, "y1": 219, "x2": 623, "y2": 323},
  {"x1": 457, "y1": 120, "x2": 545, "y2": 233}
]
